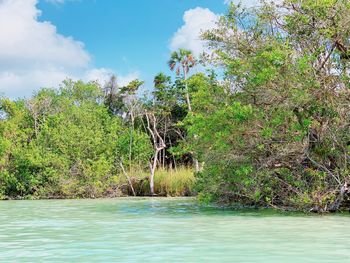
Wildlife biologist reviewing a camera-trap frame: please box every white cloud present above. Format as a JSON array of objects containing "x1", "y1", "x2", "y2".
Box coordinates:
[
  {"x1": 0, "y1": 0, "x2": 89, "y2": 69},
  {"x1": 0, "y1": 0, "x2": 136, "y2": 98},
  {"x1": 169, "y1": 7, "x2": 219, "y2": 56},
  {"x1": 170, "y1": 2, "x2": 284, "y2": 57},
  {"x1": 0, "y1": 68, "x2": 71, "y2": 98},
  {"x1": 84, "y1": 68, "x2": 140, "y2": 87},
  {"x1": 84, "y1": 68, "x2": 114, "y2": 85}
]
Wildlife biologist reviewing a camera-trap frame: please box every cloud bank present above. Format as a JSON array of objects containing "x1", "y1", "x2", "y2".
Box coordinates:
[
  {"x1": 0, "y1": 0, "x2": 136, "y2": 98},
  {"x1": 170, "y1": 1, "x2": 283, "y2": 57},
  {"x1": 169, "y1": 7, "x2": 219, "y2": 56}
]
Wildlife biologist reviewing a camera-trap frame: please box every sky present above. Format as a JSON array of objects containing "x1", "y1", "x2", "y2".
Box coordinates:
[{"x1": 0, "y1": 0, "x2": 259, "y2": 98}]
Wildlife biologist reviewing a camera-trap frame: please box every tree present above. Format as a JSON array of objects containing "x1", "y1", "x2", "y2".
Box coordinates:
[
  {"x1": 168, "y1": 49, "x2": 196, "y2": 112},
  {"x1": 145, "y1": 111, "x2": 166, "y2": 195},
  {"x1": 104, "y1": 75, "x2": 123, "y2": 116},
  {"x1": 122, "y1": 79, "x2": 144, "y2": 172},
  {"x1": 0, "y1": 80, "x2": 153, "y2": 199},
  {"x1": 193, "y1": 1, "x2": 350, "y2": 211},
  {"x1": 168, "y1": 49, "x2": 202, "y2": 172}
]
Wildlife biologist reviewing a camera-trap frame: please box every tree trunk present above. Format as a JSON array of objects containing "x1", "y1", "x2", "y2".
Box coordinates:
[
  {"x1": 128, "y1": 112, "x2": 135, "y2": 172},
  {"x1": 183, "y1": 70, "x2": 192, "y2": 112},
  {"x1": 34, "y1": 116, "x2": 39, "y2": 138},
  {"x1": 149, "y1": 149, "x2": 159, "y2": 196},
  {"x1": 183, "y1": 67, "x2": 197, "y2": 171},
  {"x1": 169, "y1": 136, "x2": 178, "y2": 172},
  {"x1": 120, "y1": 162, "x2": 136, "y2": 197},
  {"x1": 328, "y1": 182, "x2": 349, "y2": 212},
  {"x1": 162, "y1": 122, "x2": 167, "y2": 169},
  {"x1": 145, "y1": 112, "x2": 165, "y2": 196},
  {"x1": 185, "y1": 89, "x2": 192, "y2": 112},
  {"x1": 194, "y1": 159, "x2": 200, "y2": 173}
]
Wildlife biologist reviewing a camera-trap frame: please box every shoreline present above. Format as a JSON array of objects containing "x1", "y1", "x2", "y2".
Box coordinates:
[{"x1": 1, "y1": 196, "x2": 349, "y2": 214}]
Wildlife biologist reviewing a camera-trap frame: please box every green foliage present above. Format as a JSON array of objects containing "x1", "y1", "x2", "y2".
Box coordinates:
[
  {"x1": 192, "y1": 1, "x2": 350, "y2": 211},
  {"x1": 1, "y1": 1, "x2": 350, "y2": 213},
  {"x1": 115, "y1": 129, "x2": 153, "y2": 168},
  {"x1": 0, "y1": 80, "x2": 152, "y2": 199}
]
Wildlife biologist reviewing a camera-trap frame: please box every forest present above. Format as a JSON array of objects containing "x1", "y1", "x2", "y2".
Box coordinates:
[{"x1": 1, "y1": 0, "x2": 350, "y2": 212}]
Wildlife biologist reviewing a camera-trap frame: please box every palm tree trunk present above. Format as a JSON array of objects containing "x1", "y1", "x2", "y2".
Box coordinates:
[
  {"x1": 128, "y1": 112, "x2": 134, "y2": 172},
  {"x1": 183, "y1": 69, "x2": 192, "y2": 112},
  {"x1": 183, "y1": 67, "x2": 198, "y2": 171}
]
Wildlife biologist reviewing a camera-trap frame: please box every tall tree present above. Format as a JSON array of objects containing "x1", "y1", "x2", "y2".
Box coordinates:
[
  {"x1": 168, "y1": 49, "x2": 196, "y2": 112},
  {"x1": 122, "y1": 79, "x2": 144, "y2": 171},
  {"x1": 168, "y1": 49, "x2": 201, "y2": 172},
  {"x1": 193, "y1": 0, "x2": 350, "y2": 211},
  {"x1": 104, "y1": 75, "x2": 123, "y2": 116}
]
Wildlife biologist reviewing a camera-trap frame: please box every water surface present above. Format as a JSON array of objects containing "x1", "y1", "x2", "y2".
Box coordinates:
[{"x1": 0, "y1": 198, "x2": 349, "y2": 262}]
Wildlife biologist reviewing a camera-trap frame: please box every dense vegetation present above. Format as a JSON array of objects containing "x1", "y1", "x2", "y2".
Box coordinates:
[
  {"x1": 194, "y1": 0, "x2": 350, "y2": 212},
  {"x1": 1, "y1": 0, "x2": 350, "y2": 211},
  {"x1": 0, "y1": 76, "x2": 195, "y2": 199}
]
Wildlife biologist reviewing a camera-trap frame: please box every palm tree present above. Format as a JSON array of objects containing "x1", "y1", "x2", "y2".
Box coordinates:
[
  {"x1": 167, "y1": 49, "x2": 196, "y2": 112},
  {"x1": 168, "y1": 49, "x2": 200, "y2": 172}
]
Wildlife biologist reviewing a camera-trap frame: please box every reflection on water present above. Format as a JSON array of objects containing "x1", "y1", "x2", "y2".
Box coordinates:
[{"x1": 0, "y1": 198, "x2": 349, "y2": 262}]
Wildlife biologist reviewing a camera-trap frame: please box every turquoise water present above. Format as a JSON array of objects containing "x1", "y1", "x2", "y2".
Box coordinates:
[{"x1": 0, "y1": 198, "x2": 349, "y2": 262}]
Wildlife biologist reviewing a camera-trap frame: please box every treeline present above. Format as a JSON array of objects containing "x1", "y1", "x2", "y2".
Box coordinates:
[
  {"x1": 1, "y1": 0, "x2": 350, "y2": 211},
  {"x1": 0, "y1": 62, "x2": 197, "y2": 199}
]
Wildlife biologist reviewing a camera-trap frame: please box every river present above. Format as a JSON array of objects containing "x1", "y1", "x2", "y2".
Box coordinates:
[{"x1": 0, "y1": 198, "x2": 349, "y2": 262}]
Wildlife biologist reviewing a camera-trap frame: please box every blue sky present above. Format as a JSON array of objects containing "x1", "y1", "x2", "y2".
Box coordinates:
[
  {"x1": 38, "y1": 0, "x2": 226, "y2": 75},
  {"x1": 0, "y1": 0, "x2": 249, "y2": 98}
]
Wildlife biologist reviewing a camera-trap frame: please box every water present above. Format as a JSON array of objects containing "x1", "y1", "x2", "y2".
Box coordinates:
[{"x1": 0, "y1": 198, "x2": 349, "y2": 262}]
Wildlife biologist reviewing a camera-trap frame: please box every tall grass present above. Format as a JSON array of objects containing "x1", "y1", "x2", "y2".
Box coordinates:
[
  {"x1": 120, "y1": 167, "x2": 195, "y2": 196},
  {"x1": 154, "y1": 167, "x2": 195, "y2": 196}
]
